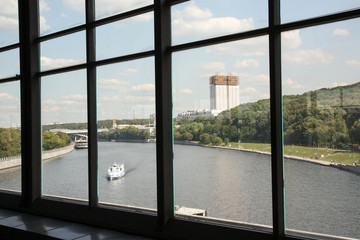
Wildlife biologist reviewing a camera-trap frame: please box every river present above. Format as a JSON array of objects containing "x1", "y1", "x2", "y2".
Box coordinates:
[{"x1": 0, "y1": 142, "x2": 359, "y2": 239}]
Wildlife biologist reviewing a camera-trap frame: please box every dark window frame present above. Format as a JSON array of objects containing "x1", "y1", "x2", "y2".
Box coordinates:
[{"x1": 0, "y1": 0, "x2": 359, "y2": 239}]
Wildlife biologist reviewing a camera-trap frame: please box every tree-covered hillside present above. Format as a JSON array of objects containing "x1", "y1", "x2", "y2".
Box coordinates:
[{"x1": 175, "y1": 82, "x2": 360, "y2": 148}]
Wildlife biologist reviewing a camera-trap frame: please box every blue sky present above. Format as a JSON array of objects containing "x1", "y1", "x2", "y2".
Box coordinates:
[{"x1": 0, "y1": 0, "x2": 360, "y2": 127}]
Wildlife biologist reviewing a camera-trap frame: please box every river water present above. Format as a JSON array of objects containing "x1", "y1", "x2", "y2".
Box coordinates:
[{"x1": 0, "y1": 142, "x2": 359, "y2": 239}]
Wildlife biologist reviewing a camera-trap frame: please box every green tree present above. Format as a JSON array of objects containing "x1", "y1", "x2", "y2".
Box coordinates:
[
  {"x1": 199, "y1": 133, "x2": 211, "y2": 145},
  {"x1": 349, "y1": 120, "x2": 360, "y2": 144}
]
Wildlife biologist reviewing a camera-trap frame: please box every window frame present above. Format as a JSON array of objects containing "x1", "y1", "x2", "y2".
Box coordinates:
[{"x1": 0, "y1": 0, "x2": 359, "y2": 239}]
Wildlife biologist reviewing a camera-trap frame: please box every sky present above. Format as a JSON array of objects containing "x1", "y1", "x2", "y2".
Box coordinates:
[{"x1": 0, "y1": 0, "x2": 360, "y2": 127}]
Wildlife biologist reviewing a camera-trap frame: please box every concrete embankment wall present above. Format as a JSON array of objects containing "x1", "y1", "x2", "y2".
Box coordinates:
[{"x1": 0, "y1": 143, "x2": 74, "y2": 170}]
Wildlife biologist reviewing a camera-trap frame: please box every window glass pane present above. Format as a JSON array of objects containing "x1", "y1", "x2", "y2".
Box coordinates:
[
  {"x1": 0, "y1": 0, "x2": 18, "y2": 46},
  {"x1": 39, "y1": 0, "x2": 85, "y2": 36},
  {"x1": 173, "y1": 38, "x2": 272, "y2": 228},
  {"x1": 41, "y1": 32, "x2": 86, "y2": 71},
  {"x1": 0, "y1": 81, "x2": 21, "y2": 192},
  {"x1": 97, "y1": 58, "x2": 156, "y2": 210},
  {"x1": 282, "y1": 19, "x2": 360, "y2": 239},
  {"x1": 281, "y1": 0, "x2": 360, "y2": 23},
  {"x1": 0, "y1": 49, "x2": 19, "y2": 79},
  {"x1": 41, "y1": 70, "x2": 88, "y2": 201},
  {"x1": 95, "y1": 0, "x2": 153, "y2": 20},
  {"x1": 96, "y1": 12, "x2": 154, "y2": 60},
  {"x1": 171, "y1": 0, "x2": 268, "y2": 45}
]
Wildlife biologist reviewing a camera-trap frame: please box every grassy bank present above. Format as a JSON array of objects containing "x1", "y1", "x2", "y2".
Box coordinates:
[{"x1": 224, "y1": 142, "x2": 360, "y2": 165}]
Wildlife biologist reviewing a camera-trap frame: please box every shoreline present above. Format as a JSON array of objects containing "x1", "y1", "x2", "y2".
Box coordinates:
[
  {"x1": 175, "y1": 140, "x2": 360, "y2": 175},
  {"x1": 0, "y1": 143, "x2": 74, "y2": 170}
]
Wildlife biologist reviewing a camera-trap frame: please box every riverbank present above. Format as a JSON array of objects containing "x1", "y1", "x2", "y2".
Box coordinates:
[
  {"x1": 175, "y1": 140, "x2": 360, "y2": 175},
  {"x1": 0, "y1": 143, "x2": 74, "y2": 170}
]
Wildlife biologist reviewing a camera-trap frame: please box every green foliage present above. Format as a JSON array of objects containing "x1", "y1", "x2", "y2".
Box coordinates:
[
  {"x1": 99, "y1": 127, "x2": 150, "y2": 140},
  {"x1": 42, "y1": 131, "x2": 71, "y2": 150},
  {"x1": 174, "y1": 82, "x2": 360, "y2": 148},
  {"x1": 0, "y1": 128, "x2": 21, "y2": 158},
  {"x1": 0, "y1": 129, "x2": 72, "y2": 157},
  {"x1": 199, "y1": 133, "x2": 211, "y2": 145},
  {"x1": 349, "y1": 120, "x2": 360, "y2": 143}
]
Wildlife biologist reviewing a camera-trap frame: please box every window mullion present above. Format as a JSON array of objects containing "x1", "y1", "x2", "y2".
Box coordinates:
[
  {"x1": 86, "y1": 0, "x2": 98, "y2": 207},
  {"x1": 269, "y1": 0, "x2": 285, "y2": 237},
  {"x1": 154, "y1": 0, "x2": 174, "y2": 229},
  {"x1": 18, "y1": 0, "x2": 41, "y2": 206}
]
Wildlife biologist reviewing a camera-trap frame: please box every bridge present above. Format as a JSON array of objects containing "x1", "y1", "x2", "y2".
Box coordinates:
[{"x1": 48, "y1": 128, "x2": 109, "y2": 135}]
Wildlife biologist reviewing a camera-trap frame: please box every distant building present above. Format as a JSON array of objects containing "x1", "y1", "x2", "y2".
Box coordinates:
[
  {"x1": 209, "y1": 75, "x2": 239, "y2": 112},
  {"x1": 176, "y1": 109, "x2": 221, "y2": 121}
]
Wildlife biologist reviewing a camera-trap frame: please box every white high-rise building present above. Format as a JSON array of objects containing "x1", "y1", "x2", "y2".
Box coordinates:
[{"x1": 210, "y1": 75, "x2": 239, "y2": 112}]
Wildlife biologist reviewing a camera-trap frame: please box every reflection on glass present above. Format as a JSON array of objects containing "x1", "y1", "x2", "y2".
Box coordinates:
[
  {"x1": 0, "y1": 81, "x2": 21, "y2": 192},
  {"x1": 0, "y1": 0, "x2": 18, "y2": 46},
  {"x1": 39, "y1": 0, "x2": 85, "y2": 36},
  {"x1": 281, "y1": 0, "x2": 360, "y2": 23},
  {"x1": 41, "y1": 32, "x2": 86, "y2": 71},
  {"x1": 96, "y1": 12, "x2": 154, "y2": 60},
  {"x1": 95, "y1": 0, "x2": 153, "y2": 20},
  {"x1": 171, "y1": 0, "x2": 268, "y2": 45},
  {"x1": 97, "y1": 58, "x2": 156, "y2": 210},
  {"x1": 0, "y1": 49, "x2": 20, "y2": 78},
  {"x1": 173, "y1": 38, "x2": 272, "y2": 227},
  {"x1": 282, "y1": 19, "x2": 360, "y2": 239},
  {"x1": 41, "y1": 70, "x2": 88, "y2": 201}
]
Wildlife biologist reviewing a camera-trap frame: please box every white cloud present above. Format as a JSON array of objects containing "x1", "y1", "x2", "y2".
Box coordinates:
[
  {"x1": 98, "y1": 78, "x2": 129, "y2": 92},
  {"x1": 282, "y1": 30, "x2": 302, "y2": 50},
  {"x1": 239, "y1": 87, "x2": 269, "y2": 102},
  {"x1": 62, "y1": 94, "x2": 87, "y2": 101},
  {"x1": 239, "y1": 87, "x2": 259, "y2": 95},
  {"x1": 0, "y1": 105, "x2": 18, "y2": 111},
  {"x1": 41, "y1": 57, "x2": 83, "y2": 70},
  {"x1": 283, "y1": 78, "x2": 303, "y2": 89},
  {"x1": 118, "y1": 68, "x2": 138, "y2": 76},
  {"x1": 43, "y1": 99, "x2": 57, "y2": 105},
  {"x1": 62, "y1": 0, "x2": 84, "y2": 12},
  {"x1": 40, "y1": 16, "x2": 51, "y2": 33},
  {"x1": 173, "y1": 2, "x2": 254, "y2": 38},
  {"x1": 233, "y1": 59, "x2": 259, "y2": 69},
  {"x1": 116, "y1": 12, "x2": 153, "y2": 26},
  {"x1": 131, "y1": 84, "x2": 155, "y2": 91},
  {"x1": 330, "y1": 82, "x2": 348, "y2": 88},
  {"x1": 0, "y1": 15, "x2": 18, "y2": 32},
  {"x1": 200, "y1": 62, "x2": 225, "y2": 72},
  {"x1": 237, "y1": 73, "x2": 269, "y2": 86},
  {"x1": 124, "y1": 96, "x2": 155, "y2": 103},
  {"x1": 0, "y1": 0, "x2": 17, "y2": 16},
  {"x1": 0, "y1": 93, "x2": 18, "y2": 103},
  {"x1": 62, "y1": 0, "x2": 152, "y2": 20},
  {"x1": 205, "y1": 36, "x2": 267, "y2": 57},
  {"x1": 333, "y1": 28, "x2": 349, "y2": 36},
  {"x1": 283, "y1": 48, "x2": 334, "y2": 65},
  {"x1": 96, "y1": 0, "x2": 153, "y2": 19},
  {"x1": 346, "y1": 60, "x2": 360, "y2": 68},
  {"x1": 40, "y1": 0, "x2": 50, "y2": 12},
  {"x1": 98, "y1": 96, "x2": 120, "y2": 102},
  {"x1": 179, "y1": 88, "x2": 194, "y2": 95}
]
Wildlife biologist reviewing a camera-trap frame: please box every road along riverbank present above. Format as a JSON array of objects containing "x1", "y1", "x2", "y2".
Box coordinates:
[{"x1": 0, "y1": 143, "x2": 74, "y2": 170}]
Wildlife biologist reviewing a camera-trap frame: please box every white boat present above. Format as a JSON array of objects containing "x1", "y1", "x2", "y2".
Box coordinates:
[
  {"x1": 74, "y1": 135, "x2": 88, "y2": 149},
  {"x1": 107, "y1": 162, "x2": 126, "y2": 180}
]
